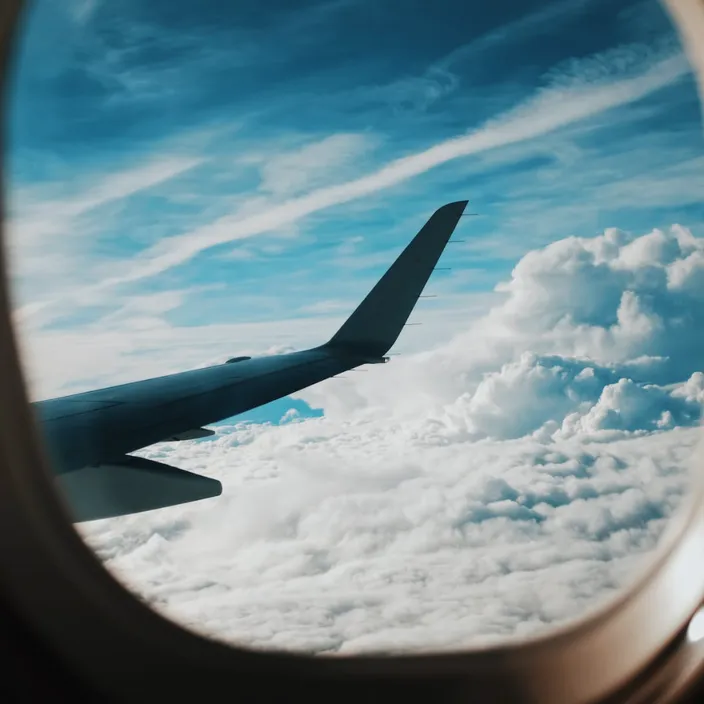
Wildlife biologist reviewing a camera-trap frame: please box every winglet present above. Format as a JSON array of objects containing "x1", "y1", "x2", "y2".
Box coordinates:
[{"x1": 324, "y1": 200, "x2": 467, "y2": 358}]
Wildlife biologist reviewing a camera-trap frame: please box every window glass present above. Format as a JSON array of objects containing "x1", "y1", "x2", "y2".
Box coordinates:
[{"x1": 7, "y1": 0, "x2": 704, "y2": 654}]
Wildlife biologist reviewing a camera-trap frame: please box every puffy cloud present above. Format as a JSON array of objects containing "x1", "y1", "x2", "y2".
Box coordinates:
[
  {"x1": 488, "y1": 224, "x2": 704, "y2": 380},
  {"x1": 295, "y1": 224, "x2": 704, "y2": 420},
  {"x1": 78, "y1": 223, "x2": 703, "y2": 654}
]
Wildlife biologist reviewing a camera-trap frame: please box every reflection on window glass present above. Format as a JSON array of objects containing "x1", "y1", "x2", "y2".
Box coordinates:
[{"x1": 6, "y1": 0, "x2": 704, "y2": 653}]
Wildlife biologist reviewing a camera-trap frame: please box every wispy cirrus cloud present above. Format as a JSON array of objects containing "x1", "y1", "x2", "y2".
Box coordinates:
[
  {"x1": 8, "y1": 154, "x2": 204, "y2": 282},
  {"x1": 12, "y1": 45, "x2": 689, "y2": 317}
]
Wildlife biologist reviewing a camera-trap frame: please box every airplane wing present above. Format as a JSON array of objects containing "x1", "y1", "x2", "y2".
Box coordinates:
[{"x1": 32, "y1": 200, "x2": 468, "y2": 521}]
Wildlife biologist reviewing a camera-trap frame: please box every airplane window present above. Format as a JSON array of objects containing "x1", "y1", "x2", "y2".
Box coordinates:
[{"x1": 5, "y1": 0, "x2": 703, "y2": 655}]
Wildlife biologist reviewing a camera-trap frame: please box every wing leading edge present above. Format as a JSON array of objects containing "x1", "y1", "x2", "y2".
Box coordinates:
[{"x1": 37, "y1": 200, "x2": 468, "y2": 521}]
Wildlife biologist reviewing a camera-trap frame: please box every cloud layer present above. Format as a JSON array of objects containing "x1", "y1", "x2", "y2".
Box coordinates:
[{"x1": 77, "y1": 223, "x2": 704, "y2": 654}]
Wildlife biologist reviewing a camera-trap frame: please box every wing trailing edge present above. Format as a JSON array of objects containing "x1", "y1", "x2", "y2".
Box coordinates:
[
  {"x1": 169, "y1": 427, "x2": 216, "y2": 441},
  {"x1": 56, "y1": 455, "x2": 222, "y2": 522}
]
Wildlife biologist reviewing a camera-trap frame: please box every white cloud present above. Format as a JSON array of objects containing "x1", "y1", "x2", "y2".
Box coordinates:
[
  {"x1": 75, "y1": 222, "x2": 703, "y2": 654},
  {"x1": 294, "y1": 224, "x2": 704, "y2": 426},
  {"x1": 7, "y1": 154, "x2": 205, "y2": 320},
  {"x1": 299, "y1": 299, "x2": 354, "y2": 314},
  {"x1": 81, "y1": 423, "x2": 697, "y2": 654},
  {"x1": 258, "y1": 133, "x2": 375, "y2": 198},
  {"x1": 8, "y1": 155, "x2": 203, "y2": 255},
  {"x1": 68, "y1": 0, "x2": 98, "y2": 25}
]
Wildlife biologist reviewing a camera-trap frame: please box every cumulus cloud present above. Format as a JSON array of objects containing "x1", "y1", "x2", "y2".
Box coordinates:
[
  {"x1": 297, "y1": 224, "x2": 704, "y2": 420},
  {"x1": 77, "y1": 223, "x2": 703, "y2": 655}
]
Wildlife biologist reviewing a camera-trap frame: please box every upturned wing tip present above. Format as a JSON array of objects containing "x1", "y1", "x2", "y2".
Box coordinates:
[{"x1": 436, "y1": 200, "x2": 469, "y2": 215}]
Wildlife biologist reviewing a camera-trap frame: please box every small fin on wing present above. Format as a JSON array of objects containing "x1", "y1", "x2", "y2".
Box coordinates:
[
  {"x1": 55, "y1": 455, "x2": 222, "y2": 522},
  {"x1": 324, "y1": 200, "x2": 468, "y2": 358},
  {"x1": 169, "y1": 427, "x2": 216, "y2": 441}
]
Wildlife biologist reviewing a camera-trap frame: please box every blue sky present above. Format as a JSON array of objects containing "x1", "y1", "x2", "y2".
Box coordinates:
[{"x1": 5, "y1": 0, "x2": 704, "y2": 421}]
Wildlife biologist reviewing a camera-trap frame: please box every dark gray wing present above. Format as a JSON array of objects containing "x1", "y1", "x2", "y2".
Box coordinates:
[{"x1": 34, "y1": 201, "x2": 467, "y2": 521}]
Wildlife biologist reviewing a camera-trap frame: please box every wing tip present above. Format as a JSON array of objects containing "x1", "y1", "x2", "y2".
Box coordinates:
[{"x1": 437, "y1": 200, "x2": 469, "y2": 215}]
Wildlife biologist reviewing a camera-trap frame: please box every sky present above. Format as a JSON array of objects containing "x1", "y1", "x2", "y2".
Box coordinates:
[{"x1": 4, "y1": 0, "x2": 704, "y2": 654}]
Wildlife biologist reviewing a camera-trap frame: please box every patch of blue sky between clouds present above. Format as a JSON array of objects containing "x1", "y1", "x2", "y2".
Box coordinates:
[{"x1": 211, "y1": 397, "x2": 324, "y2": 427}]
